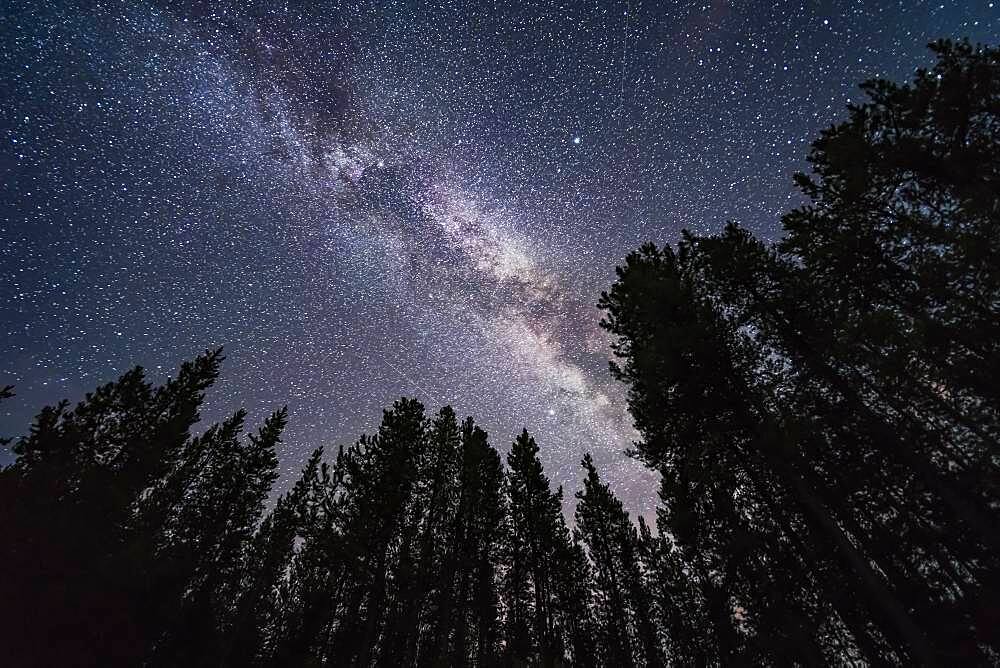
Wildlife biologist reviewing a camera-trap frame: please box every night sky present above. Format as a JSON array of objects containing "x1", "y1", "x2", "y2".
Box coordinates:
[{"x1": 2, "y1": 1, "x2": 996, "y2": 517}]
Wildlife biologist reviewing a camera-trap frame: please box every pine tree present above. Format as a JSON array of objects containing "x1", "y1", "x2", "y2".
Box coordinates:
[
  {"x1": 305, "y1": 398, "x2": 428, "y2": 665},
  {"x1": 599, "y1": 243, "x2": 938, "y2": 663},
  {"x1": 774, "y1": 43, "x2": 1000, "y2": 654},
  {"x1": 781, "y1": 39, "x2": 1000, "y2": 426},
  {"x1": 555, "y1": 531, "x2": 599, "y2": 667},
  {"x1": 0, "y1": 351, "x2": 297, "y2": 666},
  {"x1": 664, "y1": 39, "x2": 1000, "y2": 660},
  {"x1": 387, "y1": 406, "x2": 462, "y2": 665},
  {"x1": 149, "y1": 407, "x2": 286, "y2": 666},
  {"x1": 574, "y1": 454, "x2": 662, "y2": 667},
  {"x1": 0, "y1": 350, "x2": 226, "y2": 667},
  {"x1": 504, "y1": 429, "x2": 596, "y2": 666},
  {"x1": 687, "y1": 223, "x2": 995, "y2": 660},
  {"x1": 222, "y1": 479, "x2": 301, "y2": 667},
  {"x1": 421, "y1": 416, "x2": 507, "y2": 666},
  {"x1": 267, "y1": 446, "x2": 344, "y2": 666}
]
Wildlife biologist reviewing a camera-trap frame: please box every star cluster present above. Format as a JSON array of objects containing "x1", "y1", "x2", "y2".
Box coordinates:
[{"x1": 2, "y1": 0, "x2": 996, "y2": 517}]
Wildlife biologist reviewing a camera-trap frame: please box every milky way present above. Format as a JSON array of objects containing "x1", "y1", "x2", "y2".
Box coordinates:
[{"x1": 2, "y1": 1, "x2": 996, "y2": 517}]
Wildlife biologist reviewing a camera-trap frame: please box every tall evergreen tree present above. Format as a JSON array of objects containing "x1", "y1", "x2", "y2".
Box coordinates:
[
  {"x1": 599, "y1": 242, "x2": 937, "y2": 663},
  {"x1": 0, "y1": 350, "x2": 294, "y2": 667},
  {"x1": 599, "y1": 39, "x2": 1000, "y2": 664},
  {"x1": 574, "y1": 455, "x2": 662, "y2": 667},
  {"x1": 267, "y1": 446, "x2": 345, "y2": 667},
  {"x1": 149, "y1": 406, "x2": 286, "y2": 666},
  {"x1": 391, "y1": 406, "x2": 462, "y2": 666},
  {"x1": 0, "y1": 351, "x2": 225, "y2": 666},
  {"x1": 419, "y1": 416, "x2": 507, "y2": 666},
  {"x1": 316, "y1": 398, "x2": 428, "y2": 666},
  {"x1": 222, "y1": 465, "x2": 307, "y2": 667},
  {"x1": 504, "y1": 429, "x2": 596, "y2": 667}
]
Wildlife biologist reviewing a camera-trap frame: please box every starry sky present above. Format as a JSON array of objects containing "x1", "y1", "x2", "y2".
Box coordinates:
[{"x1": 2, "y1": 0, "x2": 997, "y2": 517}]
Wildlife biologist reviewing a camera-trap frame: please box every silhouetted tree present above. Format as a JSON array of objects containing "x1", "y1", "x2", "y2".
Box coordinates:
[
  {"x1": 419, "y1": 416, "x2": 507, "y2": 666},
  {"x1": 150, "y1": 406, "x2": 285, "y2": 666},
  {"x1": 504, "y1": 429, "x2": 597, "y2": 666},
  {"x1": 600, "y1": 38, "x2": 1000, "y2": 665},
  {"x1": 0, "y1": 350, "x2": 290, "y2": 667},
  {"x1": 575, "y1": 454, "x2": 662, "y2": 667},
  {"x1": 266, "y1": 446, "x2": 344, "y2": 666},
  {"x1": 222, "y1": 465, "x2": 306, "y2": 667},
  {"x1": 600, "y1": 241, "x2": 943, "y2": 663}
]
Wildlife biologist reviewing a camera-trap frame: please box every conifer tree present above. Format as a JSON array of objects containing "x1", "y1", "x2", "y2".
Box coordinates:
[
  {"x1": 504, "y1": 429, "x2": 596, "y2": 666},
  {"x1": 599, "y1": 242, "x2": 939, "y2": 663},
  {"x1": 421, "y1": 416, "x2": 507, "y2": 665},
  {"x1": 555, "y1": 531, "x2": 600, "y2": 667},
  {"x1": 390, "y1": 407, "x2": 462, "y2": 664},
  {"x1": 0, "y1": 350, "x2": 295, "y2": 667},
  {"x1": 150, "y1": 407, "x2": 286, "y2": 666},
  {"x1": 0, "y1": 351, "x2": 225, "y2": 666},
  {"x1": 322, "y1": 398, "x2": 428, "y2": 665},
  {"x1": 222, "y1": 481, "x2": 300, "y2": 667},
  {"x1": 668, "y1": 39, "x2": 1000, "y2": 661},
  {"x1": 267, "y1": 446, "x2": 344, "y2": 666},
  {"x1": 599, "y1": 40, "x2": 1000, "y2": 664},
  {"x1": 574, "y1": 454, "x2": 662, "y2": 667}
]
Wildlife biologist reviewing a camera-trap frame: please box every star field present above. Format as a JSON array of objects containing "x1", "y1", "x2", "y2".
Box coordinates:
[{"x1": 2, "y1": 1, "x2": 997, "y2": 517}]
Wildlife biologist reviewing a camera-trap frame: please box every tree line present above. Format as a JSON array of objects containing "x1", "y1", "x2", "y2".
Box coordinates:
[
  {"x1": 0, "y1": 354, "x2": 659, "y2": 666},
  {"x1": 1, "y1": 38, "x2": 998, "y2": 666}
]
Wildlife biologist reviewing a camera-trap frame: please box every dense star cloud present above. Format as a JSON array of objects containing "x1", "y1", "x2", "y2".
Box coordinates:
[{"x1": 1, "y1": 0, "x2": 996, "y2": 516}]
